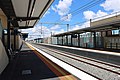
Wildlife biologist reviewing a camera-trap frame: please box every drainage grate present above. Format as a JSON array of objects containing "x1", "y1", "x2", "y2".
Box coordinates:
[{"x1": 22, "y1": 70, "x2": 32, "y2": 75}]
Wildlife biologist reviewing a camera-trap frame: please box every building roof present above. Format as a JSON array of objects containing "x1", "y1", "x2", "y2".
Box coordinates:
[{"x1": 0, "y1": 0, "x2": 54, "y2": 29}]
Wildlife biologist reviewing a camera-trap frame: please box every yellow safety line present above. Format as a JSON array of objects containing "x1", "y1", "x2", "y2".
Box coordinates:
[{"x1": 26, "y1": 43, "x2": 77, "y2": 80}]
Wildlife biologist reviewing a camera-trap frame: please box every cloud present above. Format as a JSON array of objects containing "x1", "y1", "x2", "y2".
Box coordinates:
[
  {"x1": 71, "y1": 25, "x2": 81, "y2": 31},
  {"x1": 51, "y1": 6, "x2": 57, "y2": 12},
  {"x1": 82, "y1": 9, "x2": 108, "y2": 29},
  {"x1": 50, "y1": 25, "x2": 60, "y2": 30},
  {"x1": 22, "y1": 24, "x2": 66, "y2": 38},
  {"x1": 69, "y1": 0, "x2": 120, "y2": 32},
  {"x1": 52, "y1": 0, "x2": 73, "y2": 21},
  {"x1": 61, "y1": 14, "x2": 72, "y2": 21},
  {"x1": 83, "y1": 11, "x2": 96, "y2": 20},
  {"x1": 71, "y1": 21, "x2": 90, "y2": 31},
  {"x1": 80, "y1": 21, "x2": 90, "y2": 28},
  {"x1": 43, "y1": 8, "x2": 51, "y2": 17},
  {"x1": 83, "y1": 10, "x2": 108, "y2": 20},
  {"x1": 83, "y1": 0, "x2": 120, "y2": 22},
  {"x1": 21, "y1": 25, "x2": 51, "y2": 38},
  {"x1": 95, "y1": 10, "x2": 108, "y2": 17},
  {"x1": 21, "y1": 28, "x2": 33, "y2": 33},
  {"x1": 55, "y1": 0, "x2": 72, "y2": 16},
  {"x1": 100, "y1": 0, "x2": 120, "y2": 12},
  {"x1": 52, "y1": 29, "x2": 65, "y2": 35}
]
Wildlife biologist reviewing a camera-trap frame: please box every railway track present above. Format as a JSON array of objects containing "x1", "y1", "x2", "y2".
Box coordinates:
[{"x1": 32, "y1": 44, "x2": 120, "y2": 80}]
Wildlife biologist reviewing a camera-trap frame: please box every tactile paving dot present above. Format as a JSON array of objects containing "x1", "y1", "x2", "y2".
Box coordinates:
[{"x1": 22, "y1": 70, "x2": 32, "y2": 75}]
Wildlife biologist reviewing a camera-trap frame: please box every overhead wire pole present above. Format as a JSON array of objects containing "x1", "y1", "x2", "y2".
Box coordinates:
[
  {"x1": 67, "y1": 24, "x2": 69, "y2": 32},
  {"x1": 7, "y1": 18, "x2": 11, "y2": 50},
  {"x1": 51, "y1": 32, "x2": 52, "y2": 44},
  {"x1": 41, "y1": 23, "x2": 42, "y2": 34},
  {"x1": 40, "y1": 23, "x2": 44, "y2": 38}
]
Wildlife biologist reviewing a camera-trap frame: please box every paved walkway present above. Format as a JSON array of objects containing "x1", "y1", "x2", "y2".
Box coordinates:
[{"x1": 0, "y1": 42, "x2": 77, "y2": 80}]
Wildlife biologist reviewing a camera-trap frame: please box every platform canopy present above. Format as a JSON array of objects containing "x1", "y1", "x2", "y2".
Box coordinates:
[
  {"x1": 0, "y1": 0, "x2": 54, "y2": 29},
  {"x1": 52, "y1": 25, "x2": 119, "y2": 37},
  {"x1": 53, "y1": 13, "x2": 120, "y2": 37}
]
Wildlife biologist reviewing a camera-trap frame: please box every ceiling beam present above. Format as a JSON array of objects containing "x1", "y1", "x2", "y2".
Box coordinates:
[
  {"x1": 19, "y1": 26, "x2": 33, "y2": 29},
  {"x1": 28, "y1": 0, "x2": 36, "y2": 26},
  {"x1": 33, "y1": 0, "x2": 53, "y2": 26},
  {"x1": 26, "y1": 0, "x2": 32, "y2": 26},
  {"x1": 15, "y1": 17, "x2": 39, "y2": 21}
]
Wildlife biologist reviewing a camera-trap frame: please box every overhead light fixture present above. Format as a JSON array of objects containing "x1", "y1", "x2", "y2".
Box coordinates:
[{"x1": 20, "y1": 19, "x2": 22, "y2": 22}]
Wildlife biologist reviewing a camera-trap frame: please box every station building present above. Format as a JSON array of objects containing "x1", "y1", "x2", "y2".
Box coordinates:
[{"x1": 52, "y1": 13, "x2": 120, "y2": 50}]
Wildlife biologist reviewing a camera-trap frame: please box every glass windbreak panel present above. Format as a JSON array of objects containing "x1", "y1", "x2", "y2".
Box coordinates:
[
  {"x1": 72, "y1": 34, "x2": 78, "y2": 46},
  {"x1": 0, "y1": 19, "x2": 3, "y2": 38},
  {"x1": 68, "y1": 35, "x2": 71, "y2": 45},
  {"x1": 80, "y1": 33, "x2": 86, "y2": 47},
  {"x1": 58, "y1": 37, "x2": 62, "y2": 45},
  {"x1": 63, "y1": 36, "x2": 66, "y2": 45},
  {"x1": 112, "y1": 30, "x2": 119, "y2": 35},
  {"x1": 86, "y1": 32, "x2": 94, "y2": 48},
  {"x1": 80, "y1": 34, "x2": 84, "y2": 47},
  {"x1": 96, "y1": 32, "x2": 102, "y2": 48}
]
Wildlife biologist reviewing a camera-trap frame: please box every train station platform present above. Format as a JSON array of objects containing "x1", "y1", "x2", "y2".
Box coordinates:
[
  {"x1": 36, "y1": 43, "x2": 120, "y2": 66},
  {"x1": 26, "y1": 42, "x2": 120, "y2": 80},
  {"x1": 0, "y1": 42, "x2": 77, "y2": 80}
]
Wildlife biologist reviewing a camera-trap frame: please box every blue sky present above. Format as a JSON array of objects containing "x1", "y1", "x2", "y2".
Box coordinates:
[{"x1": 22, "y1": 0, "x2": 120, "y2": 39}]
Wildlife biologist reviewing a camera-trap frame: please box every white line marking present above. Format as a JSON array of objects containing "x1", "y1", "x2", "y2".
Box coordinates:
[
  {"x1": 40, "y1": 43, "x2": 120, "y2": 56},
  {"x1": 27, "y1": 43, "x2": 98, "y2": 80}
]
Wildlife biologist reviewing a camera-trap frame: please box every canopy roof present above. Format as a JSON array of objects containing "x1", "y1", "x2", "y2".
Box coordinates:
[
  {"x1": 0, "y1": 0, "x2": 54, "y2": 29},
  {"x1": 53, "y1": 21, "x2": 119, "y2": 37},
  {"x1": 53, "y1": 12, "x2": 120, "y2": 37}
]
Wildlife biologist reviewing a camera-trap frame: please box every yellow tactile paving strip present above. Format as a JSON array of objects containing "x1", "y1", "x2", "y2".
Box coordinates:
[{"x1": 26, "y1": 43, "x2": 78, "y2": 80}]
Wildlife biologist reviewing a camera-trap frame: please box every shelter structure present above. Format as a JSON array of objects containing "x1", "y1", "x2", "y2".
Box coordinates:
[
  {"x1": 52, "y1": 13, "x2": 120, "y2": 50},
  {"x1": 0, "y1": 0, "x2": 54, "y2": 74}
]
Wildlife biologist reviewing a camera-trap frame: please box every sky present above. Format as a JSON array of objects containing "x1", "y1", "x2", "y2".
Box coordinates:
[{"x1": 22, "y1": 0, "x2": 120, "y2": 40}]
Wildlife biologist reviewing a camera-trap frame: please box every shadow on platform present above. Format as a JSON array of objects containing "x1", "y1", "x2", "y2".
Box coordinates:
[{"x1": 0, "y1": 43, "x2": 65, "y2": 80}]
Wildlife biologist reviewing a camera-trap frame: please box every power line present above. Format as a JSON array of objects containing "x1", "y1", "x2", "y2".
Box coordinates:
[
  {"x1": 71, "y1": 0, "x2": 103, "y2": 17},
  {"x1": 68, "y1": 0, "x2": 99, "y2": 15},
  {"x1": 38, "y1": 22, "x2": 70, "y2": 32},
  {"x1": 70, "y1": 20, "x2": 90, "y2": 26},
  {"x1": 40, "y1": 0, "x2": 104, "y2": 32},
  {"x1": 39, "y1": 22, "x2": 68, "y2": 25},
  {"x1": 51, "y1": 0, "x2": 103, "y2": 25}
]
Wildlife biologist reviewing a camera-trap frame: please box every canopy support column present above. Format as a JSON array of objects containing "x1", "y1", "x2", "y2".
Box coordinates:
[
  {"x1": 57, "y1": 37, "x2": 59, "y2": 45},
  {"x1": 66, "y1": 35, "x2": 68, "y2": 45},
  {"x1": 78, "y1": 34, "x2": 80, "y2": 47},
  {"x1": 7, "y1": 19, "x2": 11, "y2": 50},
  {"x1": 14, "y1": 28, "x2": 17, "y2": 51},
  {"x1": 93, "y1": 32, "x2": 96, "y2": 48},
  {"x1": 62, "y1": 36, "x2": 63, "y2": 45},
  {"x1": 71, "y1": 35, "x2": 73, "y2": 46}
]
